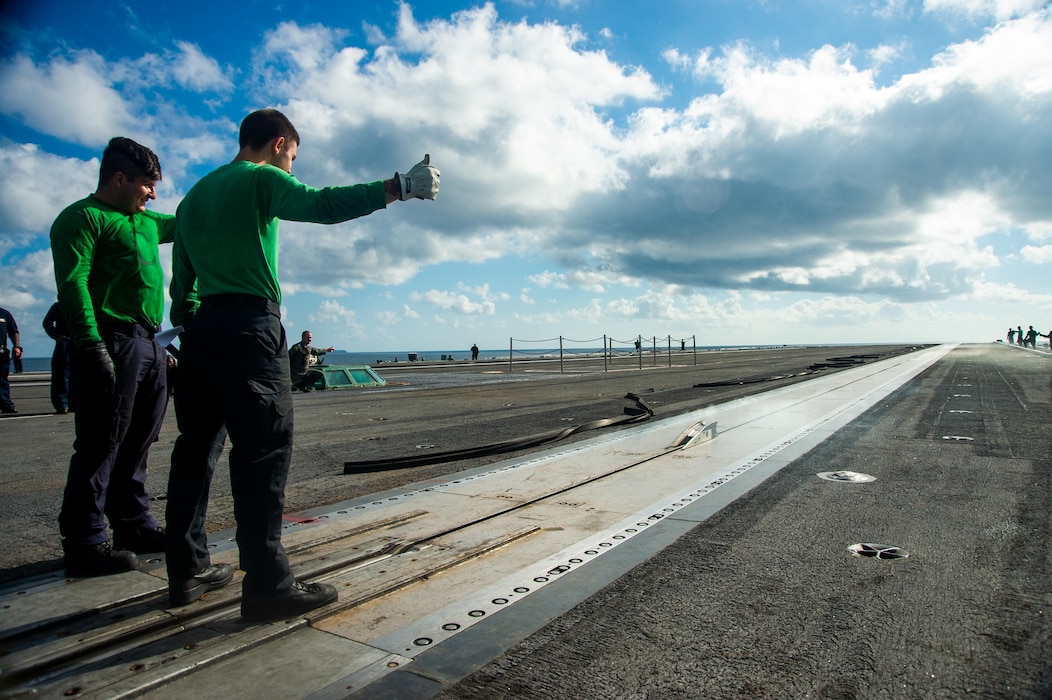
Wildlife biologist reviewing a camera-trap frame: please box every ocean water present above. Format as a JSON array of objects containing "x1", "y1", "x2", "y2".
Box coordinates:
[
  {"x1": 330, "y1": 349, "x2": 504, "y2": 365},
  {"x1": 13, "y1": 348, "x2": 573, "y2": 373},
  {"x1": 14, "y1": 357, "x2": 52, "y2": 373},
  {"x1": 325, "y1": 343, "x2": 716, "y2": 365},
  {"x1": 15, "y1": 344, "x2": 724, "y2": 373}
]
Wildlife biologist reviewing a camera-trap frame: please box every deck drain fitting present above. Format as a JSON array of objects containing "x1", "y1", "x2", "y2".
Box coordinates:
[
  {"x1": 848, "y1": 543, "x2": 909, "y2": 560},
  {"x1": 817, "y1": 470, "x2": 876, "y2": 483}
]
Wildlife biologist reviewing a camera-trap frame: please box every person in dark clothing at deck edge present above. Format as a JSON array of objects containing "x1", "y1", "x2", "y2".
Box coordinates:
[
  {"x1": 0, "y1": 307, "x2": 21, "y2": 414},
  {"x1": 166, "y1": 108, "x2": 440, "y2": 620},
  {"x1": 43, "y1": 302, "x2": 73, "y2": 414}
]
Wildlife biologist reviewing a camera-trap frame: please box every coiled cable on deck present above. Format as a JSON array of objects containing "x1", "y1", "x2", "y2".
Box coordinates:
[
  {"x1": 693, "y1": 371, "x2": 815, "y2": 388},
  {"x1": 692, "y1": 354, "x2": 880, "y2": 388},
  {"x1": 344, "y1": 393, "x2": 653, "y2": 474}
]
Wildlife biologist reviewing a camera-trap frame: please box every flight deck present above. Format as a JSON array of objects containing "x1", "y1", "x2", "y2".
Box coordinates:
[{"x1": 1, "y1": 343, "x2": 1048, "y2": 698}]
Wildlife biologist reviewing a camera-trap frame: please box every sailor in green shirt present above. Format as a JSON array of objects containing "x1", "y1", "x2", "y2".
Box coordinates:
[
  {"x1": 49, "y1": 137, "x2": 174, "y2": 577},
  {"x1": 169, "y1": 152, "x2": 394, "y2": 325},
  {"x1": 52, "y1": 195, "x2": 174, "y2": 347},
  {"x1": 165, "y1": 108, "x2": 439, "y2": 618}
]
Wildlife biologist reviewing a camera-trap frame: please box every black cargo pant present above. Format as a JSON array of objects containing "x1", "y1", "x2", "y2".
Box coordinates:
[
  {"x1": 59, "y1": 325, "x2": 166, "y2": 547},
  {"x1": 0, "y1": 348, "x2": 12, "y2": 411},
  {"x1": 165, "y1": 295, "x2": 295, "y2": 595}
]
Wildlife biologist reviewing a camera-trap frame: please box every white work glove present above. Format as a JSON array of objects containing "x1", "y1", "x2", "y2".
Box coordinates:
[{"x1": 395, "y1": 154, "x2": 440, "y2": 201}]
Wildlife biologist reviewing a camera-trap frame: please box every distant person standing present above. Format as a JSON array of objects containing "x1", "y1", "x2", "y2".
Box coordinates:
[
  {"x1": 471, "y1": 343, "x2": 479, "y2": 361},
  {"x1": 1024, "y1": 325, "x2": 1038, "y2": 349},
  {"x1": 50, "y1": 137, "x2": 174, "y2": 577},
  {"x1": 0, "y1": 307, "x2": 22, "y2": 413},
  {"x1": 1006, "y1": 328, "x2": 1015, "y2": 344},
  {"x1": 42, "y1": 302, "x2": 72, "y2": 413},
  {"x1": 1016, "y1": 326, "x2": 1024, "y2": 345},
  {"x1": 166, "y1": 108, "x2": 439, "y2": 619},
  {"x1": 289, "y1": 330, "x2": 333, "y2": 392}
]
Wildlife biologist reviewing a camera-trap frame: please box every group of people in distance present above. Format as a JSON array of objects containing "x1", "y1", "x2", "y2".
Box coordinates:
[
  {"x1": 1005, "y1": 325, "x2": 1049, "y2": 350},
  {"x1": 45, "y1": 109, "x2": 439, "y2": 622}
]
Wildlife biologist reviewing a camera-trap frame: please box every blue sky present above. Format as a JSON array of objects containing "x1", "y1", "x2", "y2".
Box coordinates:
[{"x1": 1, "y1": 0, "x2": 1050, "y2": 356}]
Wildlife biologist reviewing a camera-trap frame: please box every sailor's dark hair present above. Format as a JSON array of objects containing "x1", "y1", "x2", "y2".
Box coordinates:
[
  {"x1": 239, "y1": 108, "x2": 301, "y2": 149},
  {"x1": 99, "y1": 137, "x2": 162, "y2": 184}
]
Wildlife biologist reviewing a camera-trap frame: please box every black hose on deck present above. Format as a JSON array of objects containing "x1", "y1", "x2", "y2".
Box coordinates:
[{"x1": 343, "y1": 393, "x2": 653, "y2": 474}]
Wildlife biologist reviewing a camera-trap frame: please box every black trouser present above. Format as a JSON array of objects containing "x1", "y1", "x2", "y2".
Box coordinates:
[
  {"x1": 166, "y1": 295, "x2": 295, "y2": 594},
  {"x1": 58, "y1": 326, "x2": 167, "y2": 547},
  {"x1": 0, "y1": 349, "x2": 12, "y2": 411},
  {"x1": 51, "y1": 339, "x2": 71, "y2": 412}
]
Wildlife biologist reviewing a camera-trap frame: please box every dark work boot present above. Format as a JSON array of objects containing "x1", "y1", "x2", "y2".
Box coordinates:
[
  {"x1": 64, "y1": 541, "x2": 138, "y2": 577},
  {"x1": 114, "y1": 526, "x2": 166, "y2": 554},
  {"x1": 241, "y1": 579, "x2": 338, "y2": 622},
  {"x1": 169, "y1": 564, "x2": 236, "y2": 606}
]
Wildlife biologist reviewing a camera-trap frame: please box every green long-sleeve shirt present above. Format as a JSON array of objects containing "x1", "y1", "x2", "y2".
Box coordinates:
[
  {"x1": 171, "y1": 160, "x2": 387, "y2": 326},
  {"x1": 50, "y1": 195, "x2": 176, "y2": 348}
]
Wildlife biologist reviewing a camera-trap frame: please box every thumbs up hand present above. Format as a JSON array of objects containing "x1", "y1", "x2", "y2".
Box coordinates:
[{"x1": 396, "y1": 154, "x2": 440, "y2": 201}]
